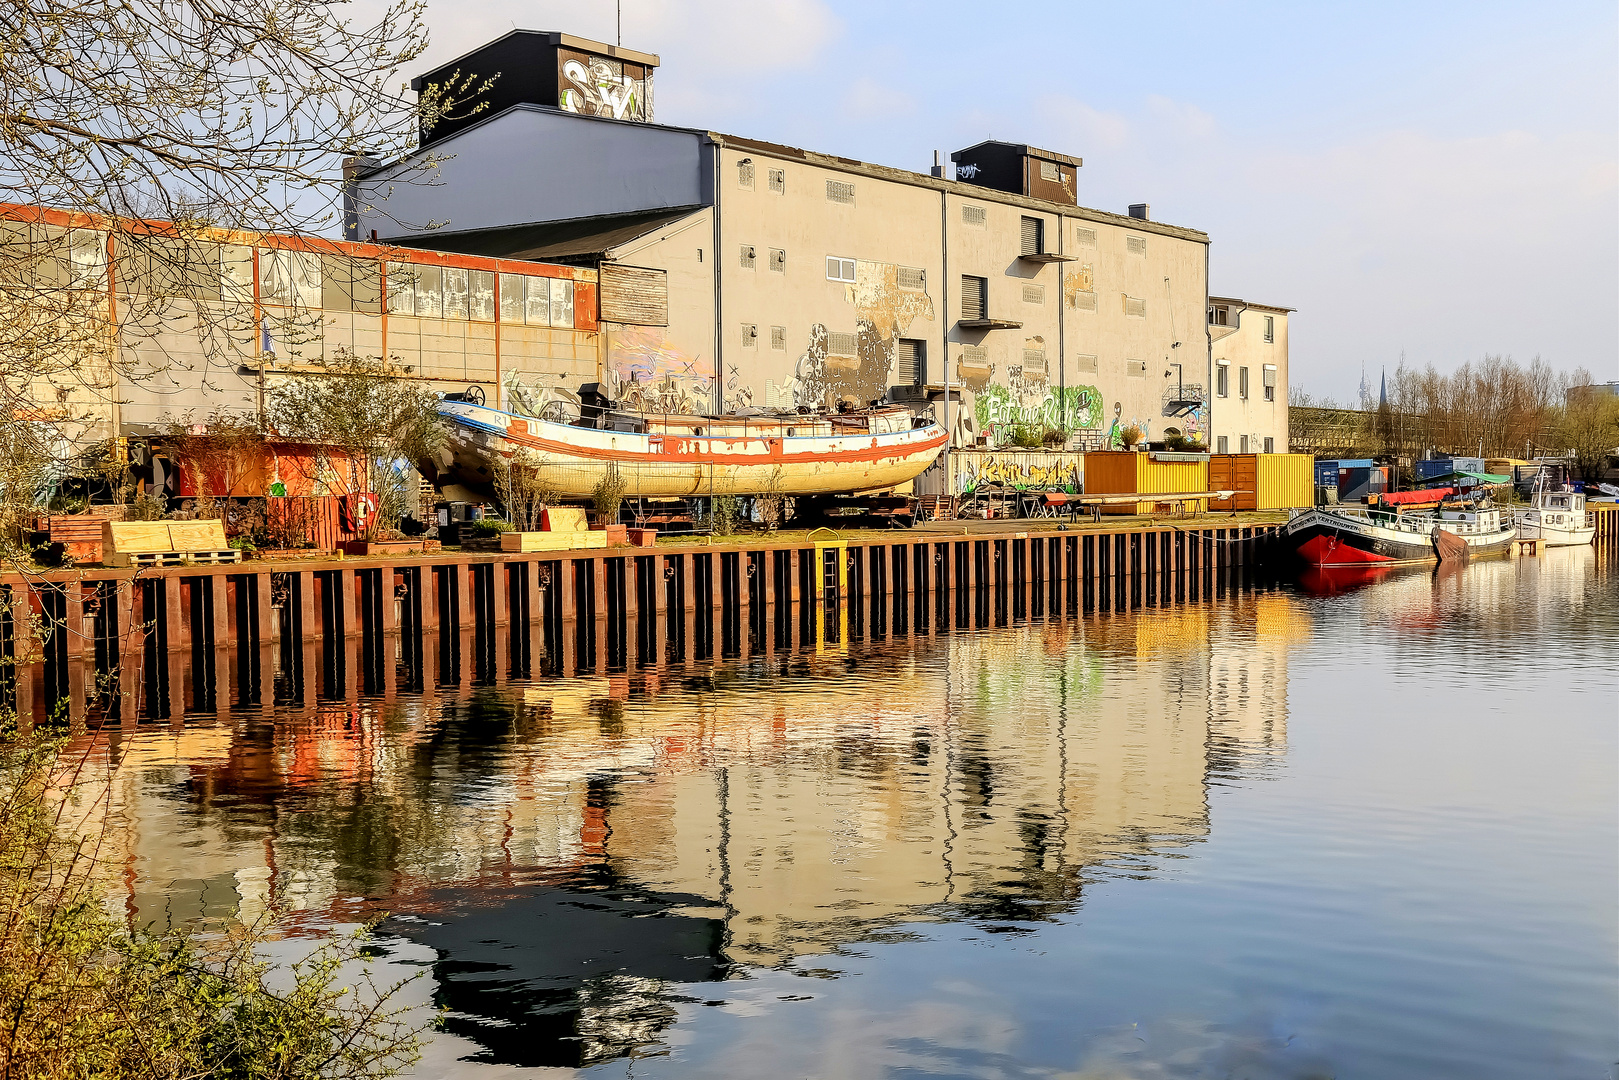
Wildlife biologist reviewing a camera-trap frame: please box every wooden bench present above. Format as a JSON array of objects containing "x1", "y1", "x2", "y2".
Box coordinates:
[
  {"x1": 104, "y1": 520, "x2": 242, "y2": 567},
  {"x1": 499, "y1": 506, "x2": 610, "y2": 552}
]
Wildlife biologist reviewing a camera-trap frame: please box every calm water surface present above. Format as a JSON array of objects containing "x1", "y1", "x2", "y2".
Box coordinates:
[{"x1": 89, "y1": 550, "x2": 1617, "y2": 1078}]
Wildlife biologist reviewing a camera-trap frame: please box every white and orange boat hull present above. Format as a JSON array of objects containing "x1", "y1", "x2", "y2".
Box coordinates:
[{"x1": 436, "y1": 401, "x2": 948, "y2": 499}]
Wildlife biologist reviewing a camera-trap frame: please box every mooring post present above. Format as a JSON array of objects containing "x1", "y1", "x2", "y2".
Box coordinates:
[{"x1": 493, "y1": 563, "x2": 512, "y2": 681}]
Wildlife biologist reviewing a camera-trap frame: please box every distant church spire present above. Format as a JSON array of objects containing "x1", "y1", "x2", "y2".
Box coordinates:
[{"x1": 1379, "y1": 367, "x2": 1387, "y2": 409}]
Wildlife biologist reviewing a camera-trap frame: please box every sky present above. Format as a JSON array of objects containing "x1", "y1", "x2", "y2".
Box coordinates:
[{"x1": 407, "y1": 0, "x2": 1619, "y2": 401}]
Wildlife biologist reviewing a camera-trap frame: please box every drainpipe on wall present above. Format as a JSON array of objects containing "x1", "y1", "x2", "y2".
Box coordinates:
[
  {"x1": 939, "y1": 180, "x2": 950, "y2": 492},
  {"x1": 711, "y1": 138, "x2": 725, "y2": 416},
  {"x1": 1056, "y1": 213, "x2": 1066, "y2": 440},
  {"x1": 1204, "y1": 243, "x2": 1212, "y2": 448}
]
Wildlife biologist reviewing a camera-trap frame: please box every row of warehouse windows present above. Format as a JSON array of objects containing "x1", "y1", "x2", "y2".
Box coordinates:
[{"x1": 0, "y1": 224, "x2": 581, "y2": 327}]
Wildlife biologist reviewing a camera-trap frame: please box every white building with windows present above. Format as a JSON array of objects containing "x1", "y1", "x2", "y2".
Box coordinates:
[{"x1": 1207, "y1": 297, "x2": 1291, "y2": 455}]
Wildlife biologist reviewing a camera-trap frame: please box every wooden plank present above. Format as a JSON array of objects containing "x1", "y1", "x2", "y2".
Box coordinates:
[{"x1": 599, "y1": 264, "x2": 669, "y2": 325}]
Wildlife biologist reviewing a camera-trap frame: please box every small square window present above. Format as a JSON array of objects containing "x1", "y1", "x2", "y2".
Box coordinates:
[
  {"x1": 1263, "y1": 437, "x2": 1275, "y2": 454},
  {"x1": 825, "y1": 256, "x2": 856, "y2": 283}
]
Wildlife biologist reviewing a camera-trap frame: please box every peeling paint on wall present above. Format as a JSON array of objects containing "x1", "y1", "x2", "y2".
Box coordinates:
[
  {"x1": 1063, "y1": 262, "x2": 1095, "y2": 305},
  {"x1": 791, "y1": 261, "x2": 935, "y2": 408}
]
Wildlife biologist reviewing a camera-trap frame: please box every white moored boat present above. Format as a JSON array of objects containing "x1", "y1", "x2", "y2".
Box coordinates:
[
  {"x1": 434, "y1": 390, "x2": 948, "y2": 499},
  {"x1": 1515, "y1": 479, "x2": 1595, "y2": 547}
]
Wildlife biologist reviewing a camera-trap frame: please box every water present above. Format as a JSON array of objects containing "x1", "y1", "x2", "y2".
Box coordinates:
[{"x1": 79, "y1": 550, "x2": 1616, "y2": 1078}]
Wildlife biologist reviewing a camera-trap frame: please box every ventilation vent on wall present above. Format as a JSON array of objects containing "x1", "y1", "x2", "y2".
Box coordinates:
[
  {"x1": 741, "y1": 323, "x2": 758, "y2": 347},
  {"x1": 1022, "y1": 283, "x2": 1045, "y2": 305},
  {"x1": 769, "y1": 248, "x2": 785, "y2": 273},
  {"x1": 1021, "y1": 349, "x2": 1048, "y2": 375},
  {"x1": 962, "y1": 204, "x2": 987, "y2": 227},
  {"x1": 1127, "y1": 359, "x2": 1147, "y2": 377},
  {"x1": 897, "y1": 266, "x2": 926, "y2": 291},
  {"x1": 1020, "y1": 216, "x2": 1044, "y2": 256},
  {"x1": 960, "y1": 275, "x2": 988, "y2": 321},
  {"x1": 1126, "y1": 235, "x2": 1147, "y2": 256},
  {"x1": 1070, "y1": 291, "x2": 1098, "y2": 312},
  {"x1": 897, "y1": 339, "x2": 925, "y2": 384},
  {"x1": 1039, "y1": 160, "x2": 1059, "y2": 181},
  {"x1": 826, "y1": 331, "x2": 858, "y2": 356},
  {"x1": 769, "y1": 168, "x2": 785, "y2": 194},
  {"x1": 738, "y1": 161, "x2": 754, "y2": 188},
  {"x1": 1075, "y1": 227, "x2": 1097, "y2": 246},
  {"x1": 1074, "y1": 353, "x2": 1099, "y2": 374},
  {"x1": 739, "y1": 245, "x2": 756, "y2": 269},
  {"x1": 771, "y1": 326, "x2": 786, "y2": 350},
  {"x1": 1123, "y1": 295, "x2": 1147, "y2": 317},
  {"x1": 826, "y1": 180, "x2": 856, "y2": 204},
  {"x1": 959, "y1": 344, "x2": 991, "y2": 375}
]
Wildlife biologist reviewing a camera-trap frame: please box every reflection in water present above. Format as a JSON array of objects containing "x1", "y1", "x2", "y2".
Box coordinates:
[{"x1": 69, "y1": 550, "x2": 1616, "y2": 1078}]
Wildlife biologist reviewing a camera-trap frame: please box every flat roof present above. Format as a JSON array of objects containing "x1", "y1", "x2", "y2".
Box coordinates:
[
  {"x1": 1209, "y1": 296, "x2": 1296, "y2": 314},
  {"x1": 366, "y1": 103, "x2": 1210, "y2": 245}
]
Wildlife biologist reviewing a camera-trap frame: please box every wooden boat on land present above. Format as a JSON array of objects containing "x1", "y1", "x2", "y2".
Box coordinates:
[
  {"x1": 435, "y1": 392, "x2": 948, "y2": 499},
  {"x1": 1283, "y1": 495, "x2": 1515, "y2": 568}
]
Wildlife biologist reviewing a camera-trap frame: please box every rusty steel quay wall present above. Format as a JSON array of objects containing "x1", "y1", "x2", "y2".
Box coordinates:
[{"x1": 0, "y1": 518, "x2": 1489, "y2": 726}]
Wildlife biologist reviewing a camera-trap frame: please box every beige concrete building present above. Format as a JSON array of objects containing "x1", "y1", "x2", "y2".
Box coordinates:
[
  {"x1": 356, "y1": 31, "x2": 1224, "y2": 492},
  {"x1": 1208, "y1": 295, "x2": 1292, "y2": 454}
]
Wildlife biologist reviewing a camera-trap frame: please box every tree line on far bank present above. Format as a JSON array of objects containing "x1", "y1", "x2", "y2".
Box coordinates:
[{"x1": 1289, "y1": 355, "x2": 1618, "y2": 479}]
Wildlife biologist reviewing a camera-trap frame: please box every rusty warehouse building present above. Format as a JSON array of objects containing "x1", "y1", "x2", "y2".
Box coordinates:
[{"x1": 354, "y1": 30, "x2": 1290, "y2": 483}]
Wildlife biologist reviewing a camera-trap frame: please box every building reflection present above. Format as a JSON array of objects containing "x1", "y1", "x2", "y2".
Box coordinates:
[{"x1": 77, "y1": 592, "x2": 1306, "y2": 1068}]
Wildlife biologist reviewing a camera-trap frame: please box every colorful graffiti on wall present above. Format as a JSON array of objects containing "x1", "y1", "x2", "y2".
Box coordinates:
[
  {"x1": 607, "y1": 327, "x2": 714, "y2": 414},
  {"x1": 974, "y1": 383, "x2": 1103, "y2": 445},
  {"x1": 559, "y1": 56, "x2": 649, "y2": 121},
  {"x1": 952, "y1": 450, "x2": 1082, "y2": 495}
]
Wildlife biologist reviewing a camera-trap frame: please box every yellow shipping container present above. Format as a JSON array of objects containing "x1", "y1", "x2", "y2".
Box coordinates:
[
  {"x1": 1083, "y1": 451, "x2": 1209, "y2": 514},
  {"x1": 1255, "y1": 453, "x2": 1315, "y2": 509},
  {"x1": 1210, "y1": 454, "x2": 1313, "y2": 510}
]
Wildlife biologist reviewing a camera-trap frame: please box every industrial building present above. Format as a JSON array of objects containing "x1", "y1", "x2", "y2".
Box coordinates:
[{"x1": 353, "y1": 29, "x2": 1292, "y2": 486}]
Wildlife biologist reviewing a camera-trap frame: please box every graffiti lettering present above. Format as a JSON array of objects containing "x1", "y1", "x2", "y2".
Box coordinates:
[{"x1": 560, "y1": 58, "x2": 647, "y2": 121}]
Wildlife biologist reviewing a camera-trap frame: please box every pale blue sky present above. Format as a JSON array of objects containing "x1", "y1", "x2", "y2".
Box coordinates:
[{"x1": 419, "y1": 0, "x2": 1618, "y2": 399}]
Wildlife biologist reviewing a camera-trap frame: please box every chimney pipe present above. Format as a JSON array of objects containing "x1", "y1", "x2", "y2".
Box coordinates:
[
  {"x1": 1128, "y1": 203, "x2": 1150, "y2": 220},
  {"x1": 930, "y1": 150, "x2": 944, "y2": 179}
]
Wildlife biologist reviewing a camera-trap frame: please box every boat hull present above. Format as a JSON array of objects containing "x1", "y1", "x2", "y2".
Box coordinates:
[
  {"x1": 1515, "y1": 513, "x2": 1595, "y2": 547},
  {"x1": 436, "y1": 402, "x2": 949, "y2": 499},
  {"x1": 1284, "y1": 508, "x2": 1514, "y2": 567}
]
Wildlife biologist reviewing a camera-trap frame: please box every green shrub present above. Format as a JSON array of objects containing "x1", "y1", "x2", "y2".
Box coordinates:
[
  {"x1": 0, "y1": 727, "x2": 427, "y2": 1078},
  {"x1": 472, "y1": 517, "x2": 513, "y2": 536}
]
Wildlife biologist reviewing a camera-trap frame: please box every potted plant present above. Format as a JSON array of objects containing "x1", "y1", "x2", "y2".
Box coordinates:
[
  {"x1": 1120, "y1": 424, "x2": 1144, "y2": 450},
  {"x1": 590, "y1": 465, "x2": 629, "y2": 544},
  {"x1": 460, "y1": 516, "x2": 513, "y2": 552},
  {"x1": 343, "y1": 526, "x2": 423, "y2": 557}
]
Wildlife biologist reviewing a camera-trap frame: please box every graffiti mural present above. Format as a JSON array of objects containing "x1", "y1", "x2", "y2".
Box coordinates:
[
  {"x1": 558, "y1": 55, "x2": 650, "y2": 121},
  {"x1": 792, "y1": 261, "x2": 935, "y2": 409},
  {"x1": 974, "y1": 383, "x2": 1102, "y2": 445},
  {"x1": 952, "y1": 451, "x2": 1082, "y2": 495},
  {"x1": 607, "y1": 327, "x2": 714, "y2": 414}
]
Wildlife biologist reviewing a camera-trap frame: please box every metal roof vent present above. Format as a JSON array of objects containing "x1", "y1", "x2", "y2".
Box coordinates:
[{"x1": 1128, "y1": 203, "x2": 1150, "y2": 220}]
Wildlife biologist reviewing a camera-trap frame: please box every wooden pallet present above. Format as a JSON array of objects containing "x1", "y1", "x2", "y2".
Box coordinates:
[{"x1": 121, "y1": 549, "x2": 244, "y2": 567}]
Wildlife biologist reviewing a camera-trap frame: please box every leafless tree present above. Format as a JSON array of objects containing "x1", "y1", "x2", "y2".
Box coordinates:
[{"x1": 0, "y1": 0, "x2": 486, "y2": 548}]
